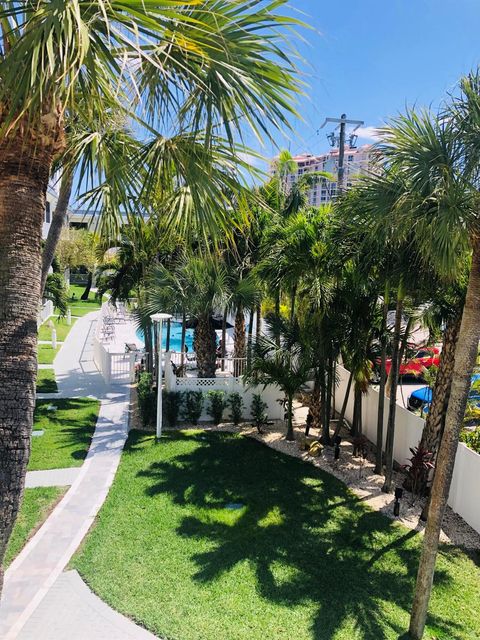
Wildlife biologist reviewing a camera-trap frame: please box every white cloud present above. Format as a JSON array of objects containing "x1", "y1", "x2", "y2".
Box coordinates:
[
  {"x1": 356, "y1": 126, "x2": 381, "y2": 141},
  {"x1": 237, "y1": 151, "x2": 266, "y2": 168}
]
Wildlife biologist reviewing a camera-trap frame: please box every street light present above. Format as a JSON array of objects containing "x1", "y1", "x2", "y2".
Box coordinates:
[{"x1": 150, "y1": 312, "x2": 172, "y2": 439}]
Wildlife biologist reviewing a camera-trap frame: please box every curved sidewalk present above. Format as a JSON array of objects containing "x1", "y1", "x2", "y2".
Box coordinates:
[{"x1": 0, "y1": 312, "x2": 154, "y2": 639}]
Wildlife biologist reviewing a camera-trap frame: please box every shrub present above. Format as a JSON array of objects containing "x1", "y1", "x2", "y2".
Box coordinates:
[
  {"x1": 251, "y1": 393, "x2": 268, "y2": 434},
  {"x1": 402, "y1": 446, "x2": 434, "y2": 498},
  {"x1": 460, "y1": 427, "x2": 480, "y2": 454},
  {"x1": 137, "y1": 372, "x2": 156, "y2": 427},
  {"x1": 228, "y1": 392, "x2": 244, "y2": 425},
  {"x1": 163, "y1": 391, "x2": 183, "y2": 427},
  {"x1": 206, "y1": 391, "x2": 226, "y2": 424},
  {"x1": 182, "y1": 391, "x2": 204, "y2": 425}
]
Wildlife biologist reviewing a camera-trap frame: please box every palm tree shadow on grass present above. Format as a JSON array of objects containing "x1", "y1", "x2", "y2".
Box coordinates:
[{"x1": 135, "y1": 430, "x2": 464, "y2": 640}]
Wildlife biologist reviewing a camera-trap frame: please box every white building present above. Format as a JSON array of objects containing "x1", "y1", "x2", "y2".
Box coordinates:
[
  {"x1": 281, "y1": 144, "x2": 373, "y2": 206},
  {"x1": 42, "y1": 185, "x2": 60, "y2": 240}
]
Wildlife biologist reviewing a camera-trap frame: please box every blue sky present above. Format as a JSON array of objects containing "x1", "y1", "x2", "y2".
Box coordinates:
[{"x1": 260, "y1": 0, "x2": 480, "y2": 158}]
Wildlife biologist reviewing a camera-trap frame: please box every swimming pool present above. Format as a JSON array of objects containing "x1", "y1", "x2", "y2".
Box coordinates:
[{"x1": 136, "y1": 322, "x2": 195, "y2": 352}]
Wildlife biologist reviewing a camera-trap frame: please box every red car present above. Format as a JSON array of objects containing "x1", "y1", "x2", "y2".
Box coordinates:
[{"x1": 385, "y1": 347, "x2": 441, "y2": 378}]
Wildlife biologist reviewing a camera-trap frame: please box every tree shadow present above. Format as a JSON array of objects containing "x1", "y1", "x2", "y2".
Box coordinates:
[
  {"x1": 135, "y1": 430, "x2": 466, "y2": 640},
  {"x1": 34, "y1": 398, "x2": 98, "y2": 462}
]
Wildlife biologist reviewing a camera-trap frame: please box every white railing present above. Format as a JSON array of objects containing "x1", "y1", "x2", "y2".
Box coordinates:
[
  {"x1": 335, "y1": 364, "x2": 480, "y2": 535},
  {"x1": 169, "y1": 351, "x2": 247, "y2": 377},
  {"x1": 93, "y1": 336, "x2": 136, "y2": 385},
  {"x1": 38, "y1": 299, "x2": 54, "y2": 327}
]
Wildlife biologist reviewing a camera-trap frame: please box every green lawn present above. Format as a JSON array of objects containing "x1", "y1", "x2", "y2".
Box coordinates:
[
  {"x1": 5, "y1": 487, "x2": 66, "y2": 567},
  {"x1": 72, "y1": 431, "x2": 480, "y2": 640},
  {"x1": 38, "y1": 316, "x2": 77, "y2": 342},
  {"x1": 36, "y1": 369, "x2": 58, "y2": 393},
  {"x1": 29, "y1": 398, "x2": 100, "y2": 471},
  {"x1": 69, "y1": 306, "x2": 100, "y2": 317},
  {"x1": 68, "y1": 285, "x2": 102, "y2": 309},
  {"x1": 37, "y1": 345, "x2": 60, "y2": 365}
]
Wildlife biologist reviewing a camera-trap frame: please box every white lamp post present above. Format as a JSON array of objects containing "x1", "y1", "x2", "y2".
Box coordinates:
[{"x1": 150, "y1": 312, "x2": 172, "y2": 439}]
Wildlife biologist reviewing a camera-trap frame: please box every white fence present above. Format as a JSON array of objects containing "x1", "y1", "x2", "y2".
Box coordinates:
[
  {"x1": 93, "y1": 336, "x2": 136, "y2": 385},
  {"x1": 335, "y1": 364, "x2": 480, "y2": 534},
  {"x1": 38, "y1": 300, "x2": 53, "y2": 326},
  {"x1": 165, "y1": 353, "x2": 284, "y2": 422}
]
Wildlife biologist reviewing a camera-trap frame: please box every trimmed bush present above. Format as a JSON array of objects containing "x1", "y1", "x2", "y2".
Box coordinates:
[
  {"x1": 207, "y1": 391, "x2": 226, "y2": 425},
  {"x1": 137, "y1": 372, "x2": 156, "y2": 427},
  {"x1": 182, "y1": 391, "x2": 204, "y2": 425},
  {"x1": 228, "y1": 392, "x2": 244, "y2": 425},
  {"x1": 251, "y1": 393, "x2": 268, "y2": 433},
  {"x1": 163, "y1": 391, "x2": 183, "y2": 427}
]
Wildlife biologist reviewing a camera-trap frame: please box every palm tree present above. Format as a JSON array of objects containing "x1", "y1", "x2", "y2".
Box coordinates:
[
  {"x1": 0, "y1": 0, "x2": 302, "y2": 580},
  {"x1": 187, "y1": 259, "x2": 228, "y2": 378},
  {"x1": 372, "y1": 91, "x2": 480, "y2": 638},
  {"x1": 246, "y1": 316, "x2": 312, "y2": 441},
  {"x1": 227, "y1": 273, "x2": 260, "y2": 376}
]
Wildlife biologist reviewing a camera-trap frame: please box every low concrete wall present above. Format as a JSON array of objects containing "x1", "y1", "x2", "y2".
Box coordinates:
[{"x1": 335, "y1": 365, "x2": 480, "y2": 534}]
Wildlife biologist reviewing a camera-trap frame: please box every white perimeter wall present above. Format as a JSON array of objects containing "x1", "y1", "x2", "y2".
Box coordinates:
[{"x1": 335, "y1": 365, "x2": 480, "y2": 535}]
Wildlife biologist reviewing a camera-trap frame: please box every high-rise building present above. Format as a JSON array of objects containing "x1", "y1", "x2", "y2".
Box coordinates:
[{"x1": 279, "y1": 144, "x2": 373, "y2": 206}]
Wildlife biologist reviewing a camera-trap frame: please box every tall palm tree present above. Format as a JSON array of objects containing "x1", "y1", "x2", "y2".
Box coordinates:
[
  {"x1": 373, "y1": 91, "x2": 480, "y2": 638},
  {"x1": 0, "y1": 0, "x2": 302, "y2": 583}
]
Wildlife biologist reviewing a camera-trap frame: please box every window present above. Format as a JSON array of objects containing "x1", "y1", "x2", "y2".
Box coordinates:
[
  {"x1": 348, "y1": 154, "x2": 354, "y2": 162},
  {"x1": 45, "y1": 201, "x2": 51, "y2": 224}
]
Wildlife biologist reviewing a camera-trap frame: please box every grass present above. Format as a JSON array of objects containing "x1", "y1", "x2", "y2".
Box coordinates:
[
  {"x1": 38, "y1": 316, "x2": 77, "y2": 342},
  {"x1": 5, "y1": 487, "x2": 66, "y2": 567},
  {"x1": 37, "y1": 344, "x2": 60, "y2": 365},
  {"x1": 36, "y1": 369, "x2": 58, "y2": 393},
  {"x1": 72, "y1": 431, "x2": 480, "y2": 640},
  {"x1": 68, "y1": 285, "x2": 102, "y2": 309},
  {"x1": 29, "y1": 398, "x2": 100, "y2": 471},
  {"x1": 69, "y1": 306, "x2": 100, "y2": 317}
]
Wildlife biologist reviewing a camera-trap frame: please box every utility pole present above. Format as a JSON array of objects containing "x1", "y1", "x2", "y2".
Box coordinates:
[{"x1": 319, "y1": 114, "x2": 364, "y2": 196}]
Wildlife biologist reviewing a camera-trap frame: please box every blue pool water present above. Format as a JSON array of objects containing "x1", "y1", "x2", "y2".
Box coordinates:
[{"x1": 136, "y1": 322, "x2": 195, "y2": 352}]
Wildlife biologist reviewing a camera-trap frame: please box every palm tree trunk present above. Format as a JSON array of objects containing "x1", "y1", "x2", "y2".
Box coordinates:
[
  {"x1": 382, "y1": 289, "x2": 404, "y2": 492},
  {"x1": 80, "y1": 271, "x2": 92, "y2": 300},
  {"x1": 286, "y1": 394, "x2": 294, "y2": 441},
  {"x1": 333, "y1": 370, "x2": 353, "y2": 438},
  {"x1": 322, "y1": 355, "x2": 333, "y2": 444},
  {"x1": 420, "y1": 314, "x2": 461, "y2": 460},
  {"x1": 165, "y1": 318, "x2": 171, "y2": 352},
  {"x1": 375, "y1": 298, "x2": 389, "y2": 473},
  {"x1": 415, "y1": 314, "x2": 461, "y2": 512},
  {"x1": 308, "y1": 376, "x2": 322, "y2": 433},
  {"x1": 0, "y1": 137, "x2": 58, "y2": 589},
  {"x1": 194, "y1": 315, "x2": 217, "y2": 378},
  {"x1": 221, "y1": 307, "x2": 227, "y2": 371},
  {"x1": 40, "y1": 168, "x2": 73, "y2": 293},
  {"x1": 144, "y1": 323, "x2": 153, "y2": 374},
  {"x1": 180, "y1": 309, "x2": 186, "y2": 368},
  {"x1": 256, "y1": 302, "x2": 262, "y2": 342},
  {"x1": 247, "y1": 307, "x2": 254, "y2": 367},
  {"x1": 409, "y1": 240, "x2": 480, "y2": 640},
  {"x1": 352, "y1": 384, "x2": 363, "y2": 436},
  {"x1": 233, "y1": 306, "x2": 246, "y2": 376}
]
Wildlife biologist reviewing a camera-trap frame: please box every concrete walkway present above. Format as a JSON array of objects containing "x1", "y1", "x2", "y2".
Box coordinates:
[
  {"x1": 17, "y1": 571, "x2": 157, "y2": 640},
  {"x1": 0, "y1": 312, "x2": 154, "y2": 639},
  {"x1": 25, "y1": 468, "x2": 80, "y2": 488}
]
